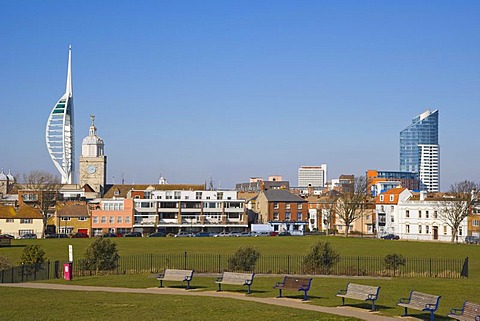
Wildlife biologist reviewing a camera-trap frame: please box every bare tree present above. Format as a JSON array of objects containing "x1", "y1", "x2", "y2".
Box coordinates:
[
  {"x1": 449, "y1": 180, "x2": 479, "y2": 194},
  {"x1": 436, "y1": 181, "x2": 476, "y2": 243},
  {"x1": 335, "y1": 176, "x2": 367, "y2": 237},
  {"x1": 22, "y1": 170, "x2": 60, "y2": 238}
]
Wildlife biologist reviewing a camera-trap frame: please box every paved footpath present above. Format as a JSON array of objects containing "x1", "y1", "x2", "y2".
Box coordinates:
[{"x1": 1, "y1": 283, "x2": 411, "y2": 321}]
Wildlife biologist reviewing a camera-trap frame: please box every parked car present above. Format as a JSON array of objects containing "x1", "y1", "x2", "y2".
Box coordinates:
[
  {"x1": 174, "y1": 232, "x2": 191, "y2": 237},
  {"x1": 102, "y1": 233, "x2": 117, "y2": 238},
  {"x1": 71, "y1": 233, "x2": 89, "y2": 238},
  {"x1": 381, "y1": 234, "x2": 400, "y2": 240},
  {"x1": 147, "y1": 232, "x2": 166, "y2": 237},
  {"x1": 253, "y1": 231, "x2": 270, "y2": 237},
  {"x1": 228, "y1": 231, "x2": 241, "y2": 237},
  {"x1": 45, "y1": 233, "x2": 68, "y2": 239},
  {"x1": 465, "y1": 236, "x2": 480, "y2": 244},
  {"x1": 277, "y1": 231, "x2": 291, "y2": 236},
  {"x1": 19, "y1": 233, "x2": 37, "y2": 239},
  {"x1": 0, "y1": 234, "x2": 14, "y2": 239},
  {"x1": 215, "y1": 232, "x2": 230, "y2": 237},
  {"x1": 193, "y1": 232, "x2": 211, "y2": 237},
  {"x1": 124, "y1": 232, "x2": 142, "y2": 237},
  {"x1": 239, "y1": 232, "x2": 251, "y2": 237}
]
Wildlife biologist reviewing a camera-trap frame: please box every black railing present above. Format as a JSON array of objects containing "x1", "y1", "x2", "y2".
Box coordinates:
[
  {"x1": 73, "y1": 253, "x2": 467, "y2": 279},
  {"x1": 0, "y1": 261, "x2": 60, "y2": 283}
]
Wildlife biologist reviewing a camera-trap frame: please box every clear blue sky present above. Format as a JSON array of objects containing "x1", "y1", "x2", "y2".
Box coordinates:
[{"x1": 1, "y1": 1, "x2": 479, "y2": 190}]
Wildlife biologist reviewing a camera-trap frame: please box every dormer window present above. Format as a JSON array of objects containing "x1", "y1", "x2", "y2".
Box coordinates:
[{"x1": 380, "y1": 195, "x2": 384, "y2": 201}]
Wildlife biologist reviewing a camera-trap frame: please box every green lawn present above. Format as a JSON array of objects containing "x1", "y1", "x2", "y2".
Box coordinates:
[{"x1": 1, "y1": 236, "x2": 479, "y2": 320}]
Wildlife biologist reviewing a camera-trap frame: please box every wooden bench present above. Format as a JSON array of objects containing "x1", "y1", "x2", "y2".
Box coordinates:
[
  {"x1": 156, "y1": 269, "x2": 194, "y2": 289},
  {"x1": 397, "y1": 291, "x2": 441, "y2": 321},
  {"x1": 215, "y1": 272, "x2": 255, "y2": 294},
  {"x1": 448, "y1": 301, "x2": 480, "y2": 321},
  {"x1": 336, "y1": 282, "x2": 381, "y2": 311},
  {"x1": 273, "y1": 276, "x2": 312, "y2": 301}
]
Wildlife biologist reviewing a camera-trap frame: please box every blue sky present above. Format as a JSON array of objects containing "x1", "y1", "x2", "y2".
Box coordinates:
[{"x1": 1, "y1": 1, "x2": 479, "y2": 190}]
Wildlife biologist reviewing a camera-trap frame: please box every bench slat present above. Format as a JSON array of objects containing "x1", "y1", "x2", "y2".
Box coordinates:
[
  {"x1": 156, "y1": 269, "x2": 194, "y2": 289},
  {"x1": 215, "y1": 272, "x2": 255, "y2": 294},
  {"x1": 273, "y1": 276, "x2": 312, "y2": 301},
  {"x1": 336, "y1": 283, "x2": 380, "y2": 311}
]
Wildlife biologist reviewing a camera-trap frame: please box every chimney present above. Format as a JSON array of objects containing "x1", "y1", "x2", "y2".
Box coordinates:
[{"x1": 420, "y1": 191, "x2": 427, "y2": 201}]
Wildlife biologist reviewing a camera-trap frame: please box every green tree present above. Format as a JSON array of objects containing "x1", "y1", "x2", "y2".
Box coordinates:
[
  {"x1": 84, "y1": 238, "x2": 119, "y2": 273},
  {"x1": 302, "y1": 241, "x2": 340, "y2": 274},
  {"x1": 227, "y1": 246, "x2": 260, "y2": 272},
  {"x1": 19, "y1": 245, "x2": 47, "y2": 265}
]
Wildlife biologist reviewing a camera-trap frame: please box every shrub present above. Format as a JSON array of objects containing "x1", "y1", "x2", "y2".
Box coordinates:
[
  {"x1": 19, "y1": 245, "x2": 47, "y2": 266},
  {"x1": 0, "y1": 255, "x2": 12, "y2": 269},
  {"x1": 227, "y1": 246, "x2": 260, "y2": 272},
  {"x1": 302, "y1": 241, "x2": 340, "y2": 274},
  {"x1": 83, "y1": 238, "x2": 120, "y2": 273},
  {"x1": 384, "y1": 253, "x2": 406, "y2": 270}
]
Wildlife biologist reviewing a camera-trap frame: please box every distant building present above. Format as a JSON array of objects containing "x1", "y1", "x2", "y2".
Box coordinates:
[
  {"x1": 0, "y1": 169, "x2": 15, "y2": 196},
  {"x1": 400, "y1": 109, "x2": 439, "y2": 192},
  {"x1": 236, "y1": 176, "x2": 290, "y2": 193},
  {"x1": 366, "y1": 170, "x2": 419, "y2": 196},
  {"x1": 298, "y1": 165, "x2": 327, "y2": 188}
]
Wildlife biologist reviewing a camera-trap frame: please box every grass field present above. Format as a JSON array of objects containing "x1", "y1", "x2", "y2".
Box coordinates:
[{"x1": 1, "y1": 235, "x2": 479, "y2": 320}]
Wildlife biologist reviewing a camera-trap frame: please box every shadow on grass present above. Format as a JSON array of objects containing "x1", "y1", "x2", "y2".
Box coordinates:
[
  {"x1": 338, "y1": 302, "x2": 395, "y2": 312},
  {"x1": 2, "y1": 245, "x2": 27, "y2": 248},
  {"x1": 401, "y1": 312, "x2": 451, "y2": 321}
]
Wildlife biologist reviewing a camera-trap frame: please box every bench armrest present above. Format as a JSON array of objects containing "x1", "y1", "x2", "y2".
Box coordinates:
[
  {"x1": 184, "y1": 275, "x2": 193, "y2": 281},
  {"x1": 424, "y1": 303, "x2": 437, "y2": 310},
  {"x1": 337, "y1": 289, "x2": 347, "y2": 295},
  {"x1": 215, "y1": 277, "x2": 223, "y2": 282},
  {"x1": 367, "y1": 294, "x2": 377, "y2": 300},
  {"x1": 156, "y1": 273, "x2": 165, "y2": 279},
  {"x1": 398, "y1": 297, "x2": 410, "y2": 304},
  {"x1": 245, "y1": 279, "x2": 253, "y2": 285},
  {"x1": 449, "y1": 308, "x2": 462, "y2": 315},
  {"x1": 274, "y1": 282, "x2": 283, "y2": 288}
]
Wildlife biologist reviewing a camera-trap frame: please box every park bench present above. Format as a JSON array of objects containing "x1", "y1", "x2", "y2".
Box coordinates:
[
  {"x1": 448, "y1": 301, "x2": 480, "y2": 321},
  {"x1": 156, "y1": 269, "x2": 194, "y2": 289},
  {"x1": 273, "y1": 276, "x2": 312, "y2": 301},
  {"x1": 215, "y1": 271, "x2": 255, "y2": 294},
  {"x1": 336, "y1": 282, "x2": 381, "y2": 311},
  {"x1": 397, "y1": 290, "x2": 441, "y2": 321}
]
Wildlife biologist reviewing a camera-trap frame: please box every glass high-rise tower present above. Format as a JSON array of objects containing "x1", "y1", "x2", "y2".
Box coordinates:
[
  {"x1": 46, "y1": 45, "x2": 75, "y2": 184},
  {"x1": 400, "y1": 109, "x2": 439, "y2": 192}
]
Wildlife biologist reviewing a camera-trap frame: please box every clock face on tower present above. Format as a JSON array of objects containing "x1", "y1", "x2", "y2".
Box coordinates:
[{"x1": 87, "y1": 165, "x2": 97, "y2": 174}]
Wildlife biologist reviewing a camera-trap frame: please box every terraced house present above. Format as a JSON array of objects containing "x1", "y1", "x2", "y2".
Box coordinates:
[{"x1": 0, "y1": 205, "x2": 43, "y2": 238}]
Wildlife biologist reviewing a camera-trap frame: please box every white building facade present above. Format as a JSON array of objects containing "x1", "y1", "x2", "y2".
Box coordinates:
[{"x1": 298, "y1": 165, "x2": 327, "y2": 188}]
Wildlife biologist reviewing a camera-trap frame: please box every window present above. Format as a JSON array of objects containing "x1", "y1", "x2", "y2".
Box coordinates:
[
  {"x1": 166, "y1": 192, "x2": 172, "y2": 199},
  {"x1": 109, "y1": 216, "x2": 114, "y2": 224},
  {"x1": 418, "y1": 210, "x2": 422, "y2": 218},
  {"x1": 297, "y1": 203, "x2": 303, "y2": 209},
  {"x1": 459, "y1": 227, "x2": 463, "y2": 236},
  {"x1": 20, "y1": 219, "x2": 33, "y2": 224},
  {"x1": 297, "y1": 212, "x2": 302, "y2": 221},
  {"x1": 380, "y1": 195, "x2": 384, "y2": 201},
  {"x1": 196, "y1": 192, "x2": 202, "y2": 200},
  {"x1": 426, "y1": 210, "x2": 429, "y2": 218},
  {"x1": 22, "y1": 193, "x2": 38, "y2": 201},
  {"x1": 101, "y1": 216, "x2": 106, "y2": 223},
  {"x1": 419, "y1": 224, "x2": 422, "y2": 234},
  {"x1": 443, "y1": 226, "x2": 447, "y2": 235},
  {"x1": 405, "y1": 224, "x2": 410, "y2": 233},
  {"x1": 406, "y1": 210, "x2": 410, "y2": 218},
  {"x1": 390, "y1": 195, "x2": 394, "y2": 201},
  {"x1": 125, "y1": 216, "x2": 131, "y2": 223},
  {"x1": 433, "y1": 211, "x2": 438, "y2": 219},
  {"x1": 217, "y1": 192, "x2": 223, "y2": 200},
  {"x1": 390, "y1": 205, "x2": 394, "y2": 212},
  {"x1": 473, "y1": 220, "x2": 480, "y2": 227},
  {"x1": 6, "y1": 218, "x2": 14, "y2": 223},
  {"x1": 117, "y1": 216, "x2": 123, "y2": 223},
  {"x1": 426, "y1": 225, "x2": 429, "y2": 234},
  {"x1": 78, "y1": 217, "x2": 87, "y2": 221},
  {"x1": 273, "y1": 212, "x2": 279, "y2": 221},
  {"x1": 286, "y1": 203, "x2": 291, "y2": 210},
  {"x1": 273, "y1": 202, "x2": 279, "y2": 209},
  {"x1": 174, "y1": 191, "x2": 181, "y2": 199},
  {"x1": 93, "y1": 217, "x2": 98, "y2": 224},
  {"x1": 285, "y1": 212, "x2": 291, "y2": 221},
  {"x1": 61, "y1": 217, "x2": 71, "y2": 221},
  {"x1": 390, "y1": 215, "x2": 394, "y2": 222}
]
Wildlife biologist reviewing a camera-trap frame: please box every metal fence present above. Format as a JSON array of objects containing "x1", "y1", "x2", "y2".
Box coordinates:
[
  {"x1": 74, "y1": 253, "x2": 468, "y2": 279},
  {"x1": 0, "y1": 261, "x2": 61, "y2": 283}
]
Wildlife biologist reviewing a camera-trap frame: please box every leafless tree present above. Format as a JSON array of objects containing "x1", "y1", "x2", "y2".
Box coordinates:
[
  {"x1": 335, "y1": 176, "x2": 367, "y2": 237},
  {"x1": 436, "y1": 181, "x2": 476, "y2": 243},
  {"x1": 449, "y1": 180, "x2": 479, "y2": 194},
  {"x1": 22, "y1": 170, "x2": 61, "y2": 238}
]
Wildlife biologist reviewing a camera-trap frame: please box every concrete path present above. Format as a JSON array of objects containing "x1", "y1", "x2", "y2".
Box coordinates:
[{"x1": 1, "y1": 283, "x2": 410, "y2": 321}]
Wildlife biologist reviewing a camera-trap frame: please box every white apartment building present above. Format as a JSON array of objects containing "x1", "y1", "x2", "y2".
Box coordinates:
[
  {"x1": 376, "y1": 189, "x2": 468, "y2": 242},
  {"x1": 298, "y1": 165, "x2": 327, "y2": 188},
  {"x1": 132, "y1": 190, "x2": 247, "y2": 233},
  {"x1": 419, "y1": 144, "x2": 440, "y2": 192}
]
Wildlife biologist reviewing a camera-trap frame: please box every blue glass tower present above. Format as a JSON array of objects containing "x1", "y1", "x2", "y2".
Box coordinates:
[{"x1": 400, "y1": 109, "x2": 439, "y2": 191}]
